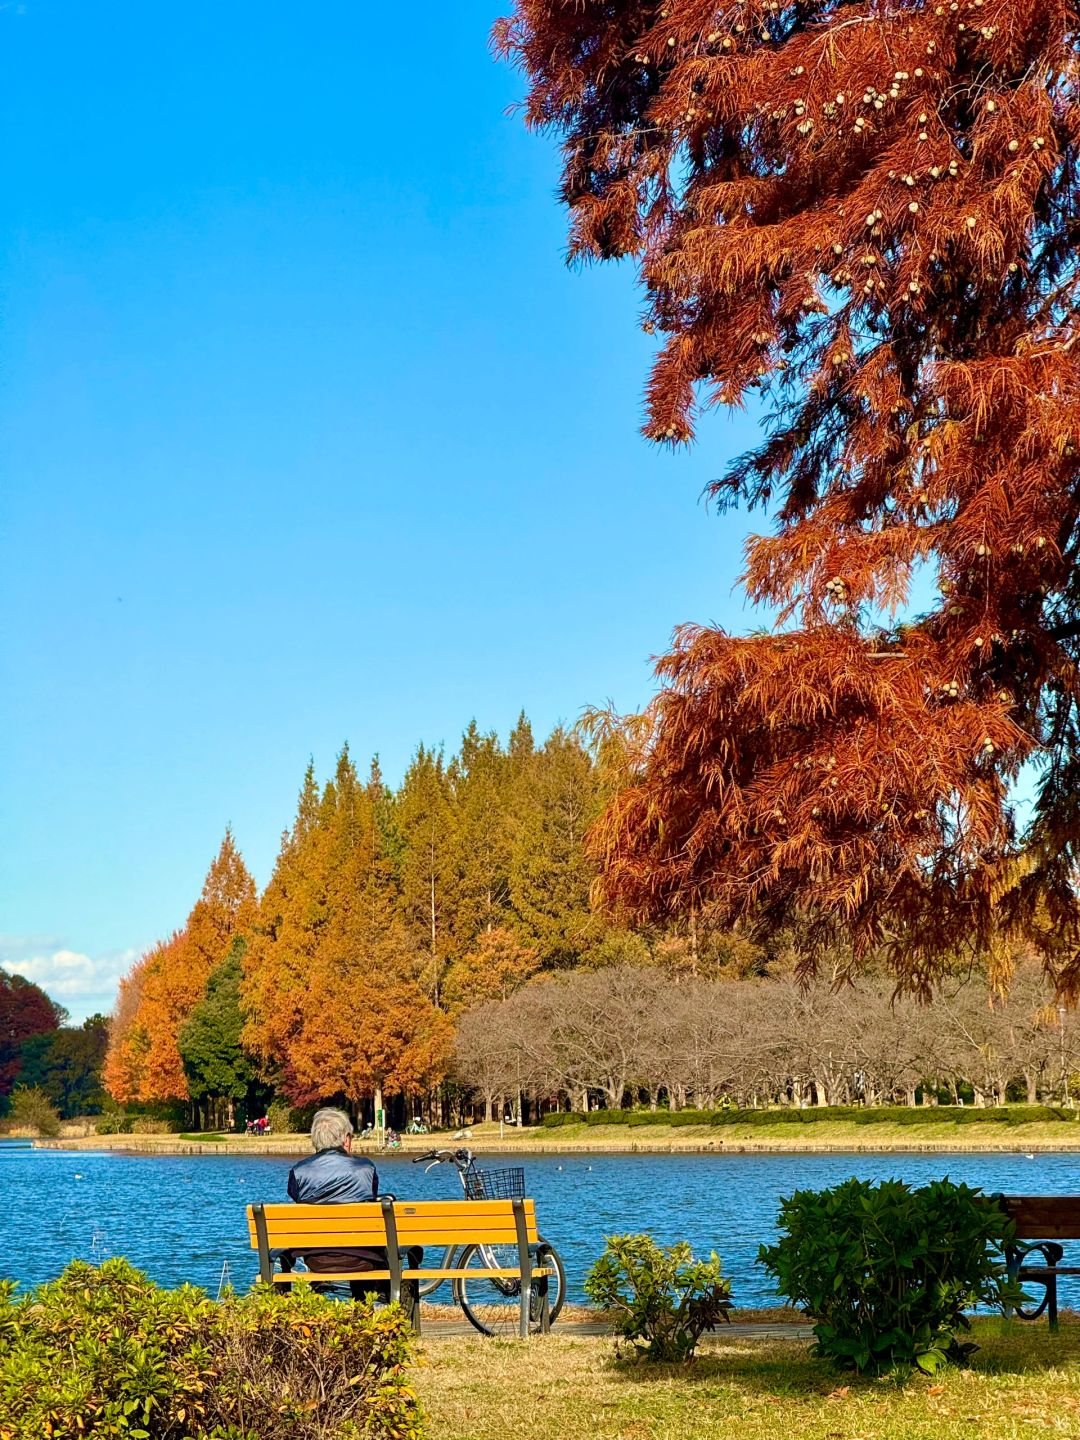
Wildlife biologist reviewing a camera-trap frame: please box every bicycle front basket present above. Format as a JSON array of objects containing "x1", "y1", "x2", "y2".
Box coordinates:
[{"x1": 464, "y1": 1165, "x2": 526, "y2": 1200}]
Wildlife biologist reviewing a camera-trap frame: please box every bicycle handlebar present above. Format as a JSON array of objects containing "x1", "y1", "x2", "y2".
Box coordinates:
[{"x1": 410, "y1": 1147, "x2": 472, "y2": 1166}]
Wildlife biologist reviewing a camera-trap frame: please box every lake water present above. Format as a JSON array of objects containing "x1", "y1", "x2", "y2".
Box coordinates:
[{"x1": 3, "y1": 1140, "x2": 1078, "y2": 1307}]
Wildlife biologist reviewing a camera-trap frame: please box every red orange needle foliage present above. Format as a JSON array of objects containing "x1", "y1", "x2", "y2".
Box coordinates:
[
  {"x1": 497, "y1": 0, "x2": 1080, "y2": 992},
  {"x1": 104, "y1": 832, "x2": 256, "y2": 1103}
]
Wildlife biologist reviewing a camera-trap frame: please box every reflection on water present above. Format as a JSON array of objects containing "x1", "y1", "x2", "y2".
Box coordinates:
[{"x1": 2, "y1": 1138, "x2": 1078, "y2": 1306}]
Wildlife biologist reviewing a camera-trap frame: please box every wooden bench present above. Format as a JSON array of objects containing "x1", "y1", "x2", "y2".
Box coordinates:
[
  {"x1": 247, "y1": 1197, "x2": 554, "y2": 1338},
  {"x1": 995, "y1": 1195, "x2": 1080, "y2": 1332}
]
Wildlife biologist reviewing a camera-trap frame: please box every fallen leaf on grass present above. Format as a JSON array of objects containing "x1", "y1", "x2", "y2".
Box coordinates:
[
  {"x1": 827, "y1": 1386, "x2": 851, "y2": 1400},
  {"x1": 927, "y1": 1384, "x2": 946, "y2": 1396}
]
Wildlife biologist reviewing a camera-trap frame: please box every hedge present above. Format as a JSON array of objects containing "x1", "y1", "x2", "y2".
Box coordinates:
[
  {"x1": 0, "y1": 1258, "x2": 422, "y2": 1440},
  {"x1": 540, "y1": 1104, "x2": 1077, "y2": 1129}
]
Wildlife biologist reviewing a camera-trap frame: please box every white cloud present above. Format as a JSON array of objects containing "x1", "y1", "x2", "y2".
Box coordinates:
[{"x1": 0, "y1": 936, "x2": 142, "y2": 1023}]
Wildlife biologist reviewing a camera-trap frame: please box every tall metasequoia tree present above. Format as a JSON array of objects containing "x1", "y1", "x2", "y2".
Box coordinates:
[
  {"x1": 510, "y1": 728, "x2": 603, "y2": 966},
  {"x1": 106, "y1": 831, "x2": 257, "y2": 1104},
  {"x1": 452, "y1": 722, "x2": 514, "y2": 950},
  {"x1": 103, "y1": 940, "x2": 170, "y2": 1103},
  {"x1": 241, "y1": 762, "x2": 328, "y2": 1076},
  {"x1": 286, "y1": 952, "x2": 454, "y2": 1119},
  {"x1": 395, "y1": 745, "x2": 459, "y2": 1005},
  {"x1": 178, "y1": 937, "x2": 257, "y2": 1129},
  {"x1": 497, "y1": 0, "x2": 1080, "y2": 993}
]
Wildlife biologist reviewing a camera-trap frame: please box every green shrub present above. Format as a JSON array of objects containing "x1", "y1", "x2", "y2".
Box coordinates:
[
  {"x1": 95, "y1": 1105, "x2": 133, "y2": 1135},
  {"x1": 585, "y1": 1234, "x2": 733, "y2": 1362},
  {"x1": 758, "y1": 1178, "x2": 1020, "y2": 1375},
  {"x1": 130, "y1": 1118, "x2": 177, "y2": 1135},
  {"x1": 7, "y1": 1086, "x2": 61, "y2": 1138},
  {"x1": 266, "y1": 1097, "x2": 307, "y2": 1134},
  {"x1": 0, "y1": 1258, "x2": 421, "y2": 1440}
]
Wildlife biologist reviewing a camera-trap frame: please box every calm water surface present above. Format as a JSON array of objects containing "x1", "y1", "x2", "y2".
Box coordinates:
[{"x1": 3, "y1": 1141, "x2": 1078, "y2": 1306}]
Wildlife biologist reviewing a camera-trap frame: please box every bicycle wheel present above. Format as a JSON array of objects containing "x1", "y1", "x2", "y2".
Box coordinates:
[
  {"x1": 537, "y1": 1238, "x2": 566, "y2": 1325},
  {"x1": 454, "y1": 1243, "x2": 564, "y2": 1337},
  {"x1": 417, "y1": 1245, "x2": 458, "y2": 1300}
]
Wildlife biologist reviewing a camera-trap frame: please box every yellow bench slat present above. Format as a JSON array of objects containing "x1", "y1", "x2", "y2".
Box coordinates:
[
  {"x1": 250, "y1": 1226, "x2": 529, "y2": 1249},
  {"x1": 252, "y1": 1200, "x2": 533, "y2": 1219},
  {"x1": 248, "y1": 1198, "x2": 543, "y2": 1264},
  {"x1": 252, "y1": 1214, "x2": 529, "y2": 1232}
]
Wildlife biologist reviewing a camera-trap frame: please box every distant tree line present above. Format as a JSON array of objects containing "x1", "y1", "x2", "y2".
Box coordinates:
[{"x1": 452, "y1": 965, "x2": 1080, "y2": 1120}]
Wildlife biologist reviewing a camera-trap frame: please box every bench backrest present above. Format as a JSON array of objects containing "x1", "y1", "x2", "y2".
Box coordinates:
[
  {"x1": 246, "y1": 1197, "x2": 539, "y2": 1254},
  {"x1": 997, "y1": 1195, "x2": 1080, "y2": 1240}
]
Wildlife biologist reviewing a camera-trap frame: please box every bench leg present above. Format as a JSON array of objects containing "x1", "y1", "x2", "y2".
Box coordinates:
[
  {"x1": 408, "y1": 1247, "x2": 423, "y2": 1335},
  {"x1": 1048, "y1": 1273, "x2": 1059, "y2": 1334},
  {"x1": 1004, "y1": 1249, "x2": 1019, "y2": 1324},
  {"x1": 535, "y1": 1245, "x2": 551, "y2": 1336}
]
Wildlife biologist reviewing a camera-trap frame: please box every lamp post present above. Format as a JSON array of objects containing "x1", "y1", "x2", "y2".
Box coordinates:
[{"x1": 1058, "y1": 1004, "x2": 1070, "y2": 1108}]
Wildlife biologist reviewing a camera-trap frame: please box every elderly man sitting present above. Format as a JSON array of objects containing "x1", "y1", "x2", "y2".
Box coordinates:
[{"x1": 285, "y1": 1107, "x2": 393, "y2": 1300}]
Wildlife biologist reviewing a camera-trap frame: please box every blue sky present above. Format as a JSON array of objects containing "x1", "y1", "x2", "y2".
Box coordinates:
[{"x1": 0, "y1": 1, "x2": 765, "y2": 1022}]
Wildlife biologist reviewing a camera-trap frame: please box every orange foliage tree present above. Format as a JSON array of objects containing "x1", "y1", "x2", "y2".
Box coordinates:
[
  {"x1": 497, "y1": 0, "x2": 1080, "y2": 992},
  {"x1": 104, "y1": 831, "x2": 256, "y2": 1104},
  {"x1": 285, "y1": 955, "x2": 454, "y2": 1118},
  {"x1": 243, "y1": 750, "x2": 451, "y2": 1113},
  {"x1": 443, "y1": 926, "x2": 540, "y2": 1013},
  {"x1": 240, "y1": 762, "x2": 327, "y2": 1082},
  {"x1": 102, "y1": 944, "x2": 158, "y2": 1103}
]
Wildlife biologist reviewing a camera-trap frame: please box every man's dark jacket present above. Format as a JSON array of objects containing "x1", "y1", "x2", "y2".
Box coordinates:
[
  {"x1": 286, "y1": 1147, "x2": 382, "y2": 1271},
  {"x1": 288, "y1": 1146, "x2": 379, "y2": 1205}
]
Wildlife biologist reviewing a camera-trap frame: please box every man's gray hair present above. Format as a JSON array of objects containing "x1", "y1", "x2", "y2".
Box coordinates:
[{"x1": 310, "y1": 1107, "x2": 354, "y2": 1152}]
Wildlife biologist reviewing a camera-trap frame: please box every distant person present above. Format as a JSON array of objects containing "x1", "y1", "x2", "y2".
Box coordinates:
[{"x1": 285, "y1": 1107, "x2": 389, "y2": 1299}]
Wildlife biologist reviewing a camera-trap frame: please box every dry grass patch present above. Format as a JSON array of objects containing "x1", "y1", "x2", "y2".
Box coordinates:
[{"x1": 413, "y1": 1319, "x2": 1080, "y2": 1440}]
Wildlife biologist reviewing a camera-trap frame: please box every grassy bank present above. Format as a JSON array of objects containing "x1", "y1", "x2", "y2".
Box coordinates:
[
  {"x1": 414, "y1": 1319, "x2": 1080, "y2": 1440},
  {"x1": 30, "y1": 1114, "x2": 1080, "y2": 1154}
]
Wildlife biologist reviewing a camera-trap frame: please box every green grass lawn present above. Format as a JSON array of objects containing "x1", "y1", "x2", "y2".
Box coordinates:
[
  {"x1": 414, "y1": 1318, "x2": 1080, "y2": 1440},
  {"x1": 471, "y1": 1118, "x2": 1080, "y2": 1149}
]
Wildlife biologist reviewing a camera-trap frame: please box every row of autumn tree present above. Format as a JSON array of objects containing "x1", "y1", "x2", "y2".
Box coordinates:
[
  {"x1": 454, "y1": 964, "x2": 1080, "y2": 1118},
  {"x1": 105, "y1": 719, "x2": 659, "y2": 1123},
  {"x1": 0, "y1": 970, "x2": 109, "y2": 1118},
  {"x1": 102, "y1": 713, "x2": 1077, "y2": 1127}
]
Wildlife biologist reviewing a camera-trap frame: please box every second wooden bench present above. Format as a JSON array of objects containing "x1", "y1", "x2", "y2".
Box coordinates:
[{"x1": 995, "y1": 1194, "x2": 1080, "y2": 1332}]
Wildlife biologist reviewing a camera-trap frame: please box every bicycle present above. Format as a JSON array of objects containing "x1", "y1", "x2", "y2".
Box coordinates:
[{"x1": 412, "y1": 1147, "x2": 567, "y2": 1336}]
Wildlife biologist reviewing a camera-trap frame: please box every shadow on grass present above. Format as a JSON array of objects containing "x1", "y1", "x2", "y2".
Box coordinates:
[{"x1": 602, "y1": 1317, "x2": 1080, "y2": 1395}]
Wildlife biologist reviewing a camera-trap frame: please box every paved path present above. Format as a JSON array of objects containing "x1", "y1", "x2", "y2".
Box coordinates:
[{"x1": 419, "y1": 1319, "x2": 814, "y2": 1340}]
